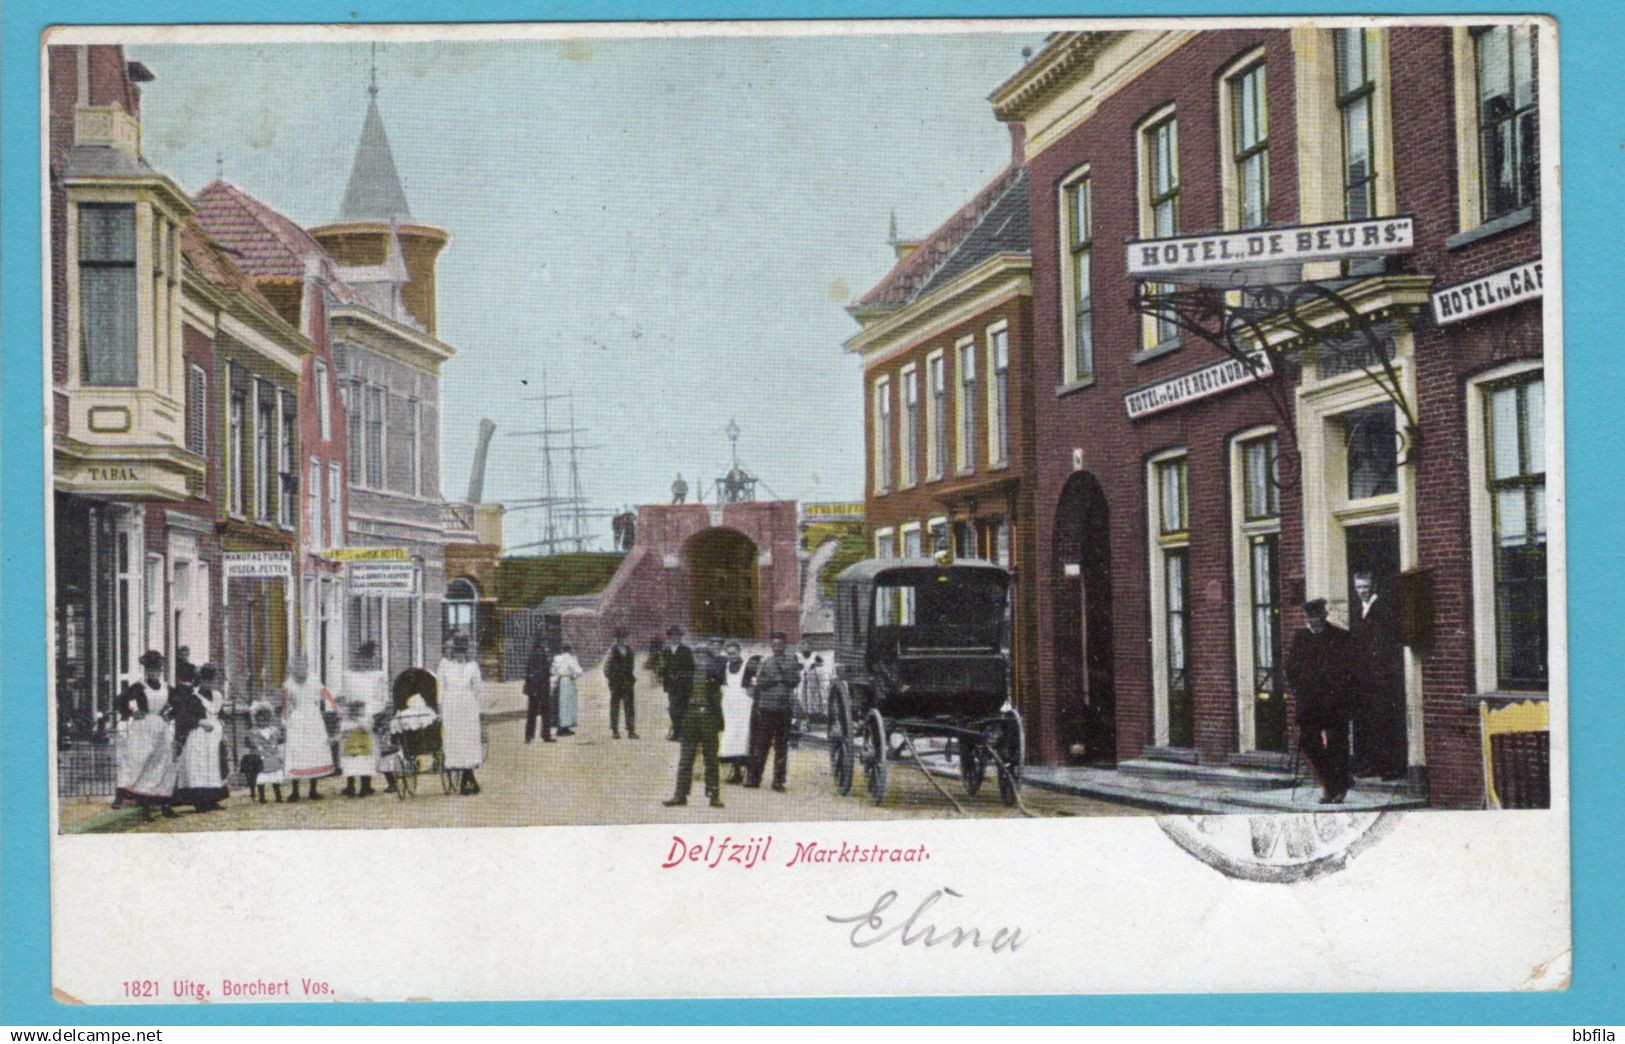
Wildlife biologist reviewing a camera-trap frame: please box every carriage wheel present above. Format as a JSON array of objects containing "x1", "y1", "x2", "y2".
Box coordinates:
[
  {"x1": 960, "y1": 741, "x2": 987, "y2": 797},
  {"x1": 439, "y1": 753, "x2": 457, "y2": 794},
  {"x1": 864, "y1": 708, "x2": 890, "y2": 806},
  {"x1": 827, "y1": 685, "x2": 855, "y2": 796},
  {"x1": 996, "y1": 707, "x2": 1026, "y2": 807}
]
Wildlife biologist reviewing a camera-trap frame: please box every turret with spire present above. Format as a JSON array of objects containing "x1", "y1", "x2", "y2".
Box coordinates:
[{"x1": 309, "y1": 43, "x2": 448, "y2": 334}]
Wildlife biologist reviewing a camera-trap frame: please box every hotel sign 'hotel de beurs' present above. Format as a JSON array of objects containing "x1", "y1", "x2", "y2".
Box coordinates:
[{"x1": 850, "y1": 26, "x2": 1548, "y2": 810}]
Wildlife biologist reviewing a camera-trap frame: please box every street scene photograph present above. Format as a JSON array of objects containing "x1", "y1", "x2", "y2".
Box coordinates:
[{"x1": 47, "y1": 19, "x2": 1557, "y2": 837}]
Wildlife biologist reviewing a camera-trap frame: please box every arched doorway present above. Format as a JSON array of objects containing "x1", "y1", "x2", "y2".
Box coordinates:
[
  {"x1": 444, "y1": 577, "x2": 480, "y2": 647},
  {"x1": 1053, "y1": 472, "x2": 1116, "y2": 764},
  {"x1": 687, "y1": 528, "x2": 759, "y2": 638}
]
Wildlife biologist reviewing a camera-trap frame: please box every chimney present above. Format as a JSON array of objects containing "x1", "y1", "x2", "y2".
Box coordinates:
[{"x1": 1008, "y1": 122, "x2": 1027, "y2": 166}]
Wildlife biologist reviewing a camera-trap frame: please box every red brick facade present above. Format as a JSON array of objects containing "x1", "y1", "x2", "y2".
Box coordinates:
[{"x1": 1003, "y1": 27, "x2": 1547, "y2": 807}]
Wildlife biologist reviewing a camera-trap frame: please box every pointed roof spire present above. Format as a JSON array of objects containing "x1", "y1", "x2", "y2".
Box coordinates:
[{"x1": 337, "y1": 46, "x2": 413, "y2": 223}]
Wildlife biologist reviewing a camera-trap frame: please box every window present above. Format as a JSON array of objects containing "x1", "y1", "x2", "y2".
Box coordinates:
[
  {"x1": 899, "y1": 525, "x2": 923, "y2": 623},
  {"x1": 186, "y1": 365, "x2": 208, "y2": 455},
  {"x1": 874, "y1": 529, "x2": 896, "y2": 560},
  {"x1": 1334, "y1": 29, "x2": 1378, "y2": 220},
  {"x1": 404, "y1": 397, "x2": 421, "y2": 496},
  {"x1": 873, "y1": 528, "x2": 898, "y2": 623},
  {"x1": 1342, "y1": 404, "x2": 1398, "y2": 499},
  {"x1": 927, "y1": 517, "x2": 949, "y2": 556},
  {"x1": 988, "y1": 325, "x2": 1010, "y2": 466},
  {"x1": 900, "y1": 365, "x2": 919, "y2": 488},
  {"x1": 314, "y1": 360, "x2": 331, "y2": 441},
  {"x1": 1229, "y1": 63, "x2": 1269, "y2": 228},
  {"x1": 78, "y1": 203, "x2": 139, "y2": 386},
  {"x1": 307, "y1": 459, "x2": 323, "y2": 549},
  {"x1": 1150, "y1": 454, "x2": 1192, "y2": 748},
  {"x1": 255, "y1": 383, "x2": 274, "y2": 521},
  {"x1": 1142, "y1": 115, "x2": 1181, "y2": 349},
  {"x1": 1234, "y1": 432, "x2": 1286, "y2": 753},
  {"x1": 1474, "y1": 25, "x2": 1539, "y2": 221},
  {"x1": 926, "y1": 354, "x2": 946, "y2": 481},
  {"x1": 444, "y1": 577, "x2": 479, "y2": 643},
  {"x1": 1063, "y1": 174, "x2": 1094, "y2": 382},
  {"x1": 956, "y1": 338, "x2": 977, "y2": 472},
  {"x1": 365, "y1": 385, "x2": 385, "y2": 489},
  {"x1": 1486, "y1": 374, "x2": 1546, "y2": 688},
  {"x1": 345, "y1": 379, "x2": 364, "y2": 479},
  {"x1": 329, "y1": 462, "x2": 344, "y2": 551},
  {"x1": 279, "y1": 393, "x2": 297, "y2": 528},
  {"x1": 228, "y1": 383, "x2": 247, "y2": 517},
  {"x1": 873, "y1": 377, "x2": 893, "y2": 494}
]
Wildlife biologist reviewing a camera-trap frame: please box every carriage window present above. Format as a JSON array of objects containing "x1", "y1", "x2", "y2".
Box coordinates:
[{"x1": 871, "y1": 572, "x2": 1006, "y2": 650}]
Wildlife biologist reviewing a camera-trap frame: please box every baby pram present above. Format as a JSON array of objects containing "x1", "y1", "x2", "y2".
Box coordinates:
[{"x1": 378, "y1": 667, "x2": 454, "y2": 798}]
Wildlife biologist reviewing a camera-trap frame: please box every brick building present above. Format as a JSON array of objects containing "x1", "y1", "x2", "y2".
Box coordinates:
[
  {"x1": 49, "y1": 45, "x2": 312, "y2": 726},
  {"x1": 990, "y1": 24, "x2": 1549, "y2": 807},
  {"x1": 845, "y1": 128, "x2": 1041, "y2": 736}
]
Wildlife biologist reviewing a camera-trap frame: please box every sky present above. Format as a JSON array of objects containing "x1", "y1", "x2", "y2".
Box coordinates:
[{"x1": 128, "y1": 30, "x2": 1045, "y2": 551}]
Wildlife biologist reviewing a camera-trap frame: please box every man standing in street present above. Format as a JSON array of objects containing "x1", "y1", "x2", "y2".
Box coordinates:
[
  {"x1": 606, "y1": 628, "x2": 639, "y2": 739},
  {"x1": 663, "y1": 635, "x2": 724, "y2": 808},
  {"x1": 523, "y1": 628, "x2": 555, "y2": 744},
  {"x1": 1349, "y1": 570, "x2": 1407, "y2": 781},
  {"x1": 1285, "y1": 599, "x2": 1356, "y2": 804},
  {"x1": 660, "y1": 625, "x2": 694, "y2": 742},
  {"x1": 748, "y1": 631, "x2": 800, "y2": 792}
]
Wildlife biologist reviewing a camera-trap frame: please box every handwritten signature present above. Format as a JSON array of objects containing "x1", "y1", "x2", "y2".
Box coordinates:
[{"x1": 826, "y1": 888, "x2": 1027, "y2": 954}]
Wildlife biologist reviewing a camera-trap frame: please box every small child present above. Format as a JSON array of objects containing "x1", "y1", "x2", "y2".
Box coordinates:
[{"x1": 245, "y1": 702, "x2": 287, "y2": 803}]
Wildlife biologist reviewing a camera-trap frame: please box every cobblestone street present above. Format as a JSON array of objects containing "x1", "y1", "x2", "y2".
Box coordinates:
[{"x1": 59, "y1": 668, "x2": 1149, "y2": 834}]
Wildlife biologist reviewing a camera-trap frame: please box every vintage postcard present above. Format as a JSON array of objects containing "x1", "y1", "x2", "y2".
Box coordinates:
[{"x1": 42, "y1": 16, "x2": 1568, "y2": 1004}]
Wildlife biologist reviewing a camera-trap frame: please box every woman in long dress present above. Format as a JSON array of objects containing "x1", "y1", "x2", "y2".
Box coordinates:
[
  {"x1": 282, "y1": 652, "x2": 335, "y2": 802},
  {"x1": 113, "y1": 649, "x2": 178, "y2": 819},
  {"x1": 340, "y1": 641, "x2": 389, "y2": 798},
  {"x1": 550, "y1": 643, "x2": 583, "y2": 737},
  {"x1": 172, "y1": 663, "x2": 230, "y2": 811},
  {"x1": 438, "y1": 633, "x2": 486, "y2": 795},
  {"x1": 718, "y1": 642, "x2": 756, "y2": 785}
]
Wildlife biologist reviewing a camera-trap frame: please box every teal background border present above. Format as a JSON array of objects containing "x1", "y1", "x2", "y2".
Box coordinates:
[{"x1": 3, "y1": 0, "x2": 1620, "y2": 1025}]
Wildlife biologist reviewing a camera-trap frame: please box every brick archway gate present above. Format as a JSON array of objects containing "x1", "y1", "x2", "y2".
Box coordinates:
[{"x1": 685, "y1": 527, "x2": 760, "y2": 639}]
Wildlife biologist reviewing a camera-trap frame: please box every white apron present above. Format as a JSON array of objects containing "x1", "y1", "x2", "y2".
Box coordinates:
[
  {"x1": 116, "y1": 681, "x2": 177, "y2": 801},
  {"x1": 720, "y1": 661, "x2": 754, "y2": 760},
  {"x1": 176, "y1": 688, "x2": 226, "y2": 797},
  {"x1": 438, "y1": 658, "x2": 485, "y2": 770},
  {"x1": 338, "y1": 669, "x2": 389, "y2": 777},
  {"x1": 550, "y1": 652, "x2": 583, "y2": 730},
  {"x1": 283, "y1": 677, "x2": 335, "y2": 779}
]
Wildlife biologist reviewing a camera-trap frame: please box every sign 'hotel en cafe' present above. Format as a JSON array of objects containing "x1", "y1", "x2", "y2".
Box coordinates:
[{"x1": 1121, "y1": 215, "x2": 1542, "y2": 419}]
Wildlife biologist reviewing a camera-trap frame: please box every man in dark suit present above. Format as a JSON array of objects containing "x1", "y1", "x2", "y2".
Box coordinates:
[
  {"x1": 659, "y1": 625, "x2": 694, "y2": 742},
  {"x1": 1349, "y1": 571, "x2": 1407, "y2": 781},
  {"x1": 605, "y1": 627, "x2": 639, "y2": 740},
  {"x1": 1285, "y1": 599, "x2": 1357, "y2": 804},
  {"x1": 663, "y1": 635, "x2": 724, "y2": 808},
  {"x1": 523, "y1": 629, "x2": 555, "y2": 744}
]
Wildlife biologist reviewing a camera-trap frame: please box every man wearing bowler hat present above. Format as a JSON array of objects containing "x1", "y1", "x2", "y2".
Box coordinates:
[{"x1": 1285, "y1": 599, "x2": 1357, "y2": 804}]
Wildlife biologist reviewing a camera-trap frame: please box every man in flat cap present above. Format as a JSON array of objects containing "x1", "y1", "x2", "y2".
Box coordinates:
[
  {"x1": 748, "y1": 631, "x2": 800, "y2": 792},
  {"x1": 659, "y1": 625, "x2": 694, "y2": 742},
  {"x1": 1285, "y1": 599, "x2": 1357, "y2": 804}
]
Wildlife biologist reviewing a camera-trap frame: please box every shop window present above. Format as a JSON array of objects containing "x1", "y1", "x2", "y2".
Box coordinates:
[
  {"x1": 1473, "y1": 25, "x2": 1539, "y2": 221},
  {"x1": 78, "y1": 203, "x2": 139, "y2": 387}
]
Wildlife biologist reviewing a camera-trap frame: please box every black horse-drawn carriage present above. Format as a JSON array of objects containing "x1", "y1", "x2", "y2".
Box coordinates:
[{"x1": 826, "y1": 557, "x2": 1024, "y2": 807}]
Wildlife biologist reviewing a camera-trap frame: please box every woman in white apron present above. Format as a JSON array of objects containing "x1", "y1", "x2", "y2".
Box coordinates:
[
  {"x1": 719, "y1": 642, "x2": 756, "y2": 785},
  {"x1": 282, "y1": 652, "x2": 335, "y2": 802},
  {"x1": 340, "y1": 641, "x2": 390, "y2": 798},
  {"x1": 172, "y1": 664, "x2": 229, "y2": 811},
  {"x1": 112, "y1": 649, "x2": 178, "y2": 819},
  {"x1": 550, "y1": 643, "x2": 584, "y2": 736},
  {"x1": 438, "y1": 633, "x2": 486, "y2": 795}
]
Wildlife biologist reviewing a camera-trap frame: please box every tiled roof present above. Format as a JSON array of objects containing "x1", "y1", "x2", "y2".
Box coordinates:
[
  {"x1": 178, "y1": 217, "x2": 280, "y2": 315},
  {"x1": 192, "y1": 180, "x2": 366, "y2": 305},
  {"x1": 852, "y1": 164, "x2": 1029, "y2": 312}
]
